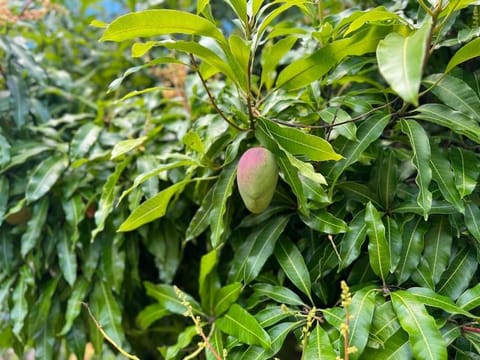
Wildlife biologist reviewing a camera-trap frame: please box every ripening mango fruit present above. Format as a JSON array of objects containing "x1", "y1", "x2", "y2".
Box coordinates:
[{"x1": 237, "y1": 147, "x2": 278, "y2": 213}]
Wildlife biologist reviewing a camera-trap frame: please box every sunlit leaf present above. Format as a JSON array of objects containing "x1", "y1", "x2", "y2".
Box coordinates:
[
  {"x1": 349, "y1": 287, "x2": 377, "y2": 359},
  {"x1": 111, "y1": 136, "x2": 147, "y2": 160},
  {"x1": 70, "y1": 123, "x2": 102, "y2": 159},
  {"x1": 446, "y1": 37, "x2": 480, "y2": 73},
  {"x1": 251, "y1": 283, "x2": 305, "y2": 306},
  {"x1": 303, "y1": 324, "x2": 336, "y2": 360}
]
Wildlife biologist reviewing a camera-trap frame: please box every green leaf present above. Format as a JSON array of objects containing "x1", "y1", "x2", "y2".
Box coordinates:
[
  {"x1": 26, "y1": 153, "x2": 68, "y2": 203},
  {"x1": 375, "y1": 150, "x2": 398, "y2": 210},
  {"x1": 118, "y1": 180, "x2": 188, "y2": 232},
  {"x1": 62, "y1": 194, "x2": 85, "y2": 246},
  {"x1": 328, "y1": 113, "x2": 390, "y2": 184},
  {"x1": 0, "y1": 133, "x2": 11, "y2": 168},
  {"x1": 216, "y1": 304, "x2": 271, "y2": 349},
  {"x1": 437, "y1": 246, "x2": 477, "y2": 300},
  {"x1": 92, "y1": 158, "x2": 129, "y2": 239},
  {"x1": 256, "y1": 117, "x2": 342, "y2": 161},
  {"x1": 395, "y1": 217, "x2": 428, "y2": 285},
  {"x1": 186, "y1": 186, "x2": 214, "y2": 241},
  {"x1": 465, "y1": 202, "x2": 480, "y2": 243},
  {"x1": 59, "y1": 277, "x2": 90, "y2": 335},
  {"x1": 345, "y1": 8, "x2": 403, "y2": 35},
  {"x1": 199, "y1": 249, "x2": 218, "y2": 310},
  {"x1": 274, "y1": 237, "x2": 312, "y2": 302},
  {"x1": 162, "y1": 326, "x2": 198, "y2": 360},
  {"x1": 70, "y1": 123, "x2": 102, "y2": 159},
  {"x1": 377, "y1": 19, "x2": 431, "y2": 105},
  {"x1": 413, "y1": 103, "x2": 480, "y2": 144},
  {"x1": 370, "y1": 300, "x2": 401, "y2": 343},
  {"x1": 225, "y1": 0, "x2": 247, "y2": 24},
  {"x1": 457, "y1": 283, "x2": 480, "y2": 311},
  {"x1": 210, "y1": 162, "x2": 237, "y2": 248},
  {"x1": 144, "y1": 282, "x2": 202, "y2": 315},
  {"x1": 276, "y1": 26, "x2": 389, "y2": 90},
  {"x1": 276, "y1": 154, "x2": 308, "y2": 214},
  {"x1": 407, "y1": 287, "x2": 478, "y2": 319},
  {"x1": 0, "y1": 228, "x2": 14, "y2": 273},
  {"x1": 446, "y1": 37, "x2": 480, "y2": 73},
  {"x1": 101, "y1": 9, "x2": 225, "y2": 44},
  {"x1": 362, "y1": 328, "x2": 410, "y2": 359},
  {"x1": 385, "y1": 216, "x2": 402, "y2": 272},
  {"x1": 423, "y1": 216, "x2": 453, "y2": 284},
  {"x1": 303, "y1": 324, "x2": 336, "y2": 360},
  {"x1": 136, "y1": 303, "x2": 169, "y2": 330},
  {"x1": 21, "y1": 197, "x2": 49, "y2": 256},
  {"x1": 424, "y1": 74, "x2": 480, "y2": 120},
  {"x1": 339, "y1": 210, "x2": 368, "y2": 270},
  {"x1": 365, "y1": 202, "x2": 391, "y2": 284},
  {"x1": 400, "y1": 119, "x2": 432, "y2": 219},
  {"x1": 0, "y1": 176, "x2": 9, "y2": 226},
  {"x1": 56, "y1": 228, "x2": 78, "y2": 286},
  {"x1": 391, "y1": 290, "x2": 447, "y2": 360},
  {"x1": 261, "y1": 36, "x2": 297, "y2": 90},
  {"x1": 7, "y1": 73, "x2": 29, "y2": 127},
  {"x1": 90, "y1": 281, "x2": 125, "y2": 347},
  {"x1": 213, "y1": 282, "x2": 242, "y2": 316},
  {"x1": 255, "y1": 306, "x2": 292, "y2": 328},
  {"x1": 430, "y1": 146, "x2": 464, "y2": 213},
  {"x1": 450, "y1": 148, "x2": 479, "y2": 199},
  {"x1": 111, "y1": 136, "x2": 147, "y2": 160},
  {"x1": 230, "y1": 215, "x2": 290, "y2": 284},
  {"x1": 349, "y1": 287, "x2": 377, "y2": 359},
  {"x1": 251, "y1": 283, "x2": 305, "y2": 306},
  {"x1": 11, "y1": 265, "x2": 34, "y2": 337},
  {"x1": 301, "y1": 210, "x2": 349, "y2": 234}
]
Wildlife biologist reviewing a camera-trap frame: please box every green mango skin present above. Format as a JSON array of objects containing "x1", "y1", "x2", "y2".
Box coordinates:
[{"x1": 237, "y1": 147, "x2": 278, "y2": 213}]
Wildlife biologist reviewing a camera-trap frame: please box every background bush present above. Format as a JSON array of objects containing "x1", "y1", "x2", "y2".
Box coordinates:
[{"x1": 1, "y1": 0, "x2": 480, "y2": 359}]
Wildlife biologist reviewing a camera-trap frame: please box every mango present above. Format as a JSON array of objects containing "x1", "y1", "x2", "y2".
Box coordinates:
[{"x1": 237, "y1": 147, "x2": 278, "y2": 213}]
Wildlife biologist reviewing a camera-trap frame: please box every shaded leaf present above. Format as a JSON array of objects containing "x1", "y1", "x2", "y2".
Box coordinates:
[
  {"x1": 11, "y1": 265, "x2": 34, "y2": 337},
  {"x1": 70, "y1": 123, "x2": 102, "y2": 159},
  {"x1": 362, "y1": 328, "x2": 411, "y2": 359},
  {"x1": 339, "y1": 210, "x2": 367, "y2": 270},
  {"x1": 162, "y1": 326, "x2": 198, "y2": 360},
  {"x1": 26, "y1": 153, "x2": 68, "y2": 203},
  {"x1": 59, "y1": 277, "x2": 90, "y2": 335},
  {"x1": 136, "y1": 304, "x2": 169, "y2": 330},
  {"x1": 450, "y1": 148, "x2": 479, "y2": 199},
  {"x1": 465, "y1": 202, "x2": 480, "y2": 243},
  {"x1": 56, "y1": 228, "x2": 78, "y2": 286},
  {"x1": 144, "y1": 282, "x2": 202, "y2": 315},
  {"x1": 349, "y1": 287, "x2": 377, "y2": 359},
  {"x1": 21, "y1": 197, "x2": 49, "y2": 256},
  {"x1": 213, "y1": 282, "x2": 242, "y2": 316},
  {"x1": 186, "y1": 185, "x2": 214, "y2": 241},
  {"x1": 457, "y1": 283, "x2": 480, "y2": 311},
  {"x1": 365, "y1": 202, "x2": 390, "y2": 284},
  {"x1": 423, "y1": 216, "x2": 452, "y2": 284},
  {"x1": 199, "y1": 249, "x2": 218, "y2": 310},
  {"x1": 301, "y1": 210, "x2": 348, "y2": 234}
]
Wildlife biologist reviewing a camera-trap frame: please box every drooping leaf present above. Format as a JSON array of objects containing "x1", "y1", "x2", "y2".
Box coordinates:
[
  {"x1": 101, "y1": 10, "x2": 225, "y2": 44},
  {"x1": 395, "y1": 216, "x2": 428, "y2": 285},
  {"x1": 274, "y1": 237, "x2": 312, "y2": 302},
  {"x1": 349, "y1": 287, "x2": 377, "y2": 359},
  {"x1": 59, "y1": 277, "x2": 90, "y2": 335},
  {"x1": 303, "y1": 324, "x2": 336, "y2": 360},
  {"x1": 413, "y1": 104, "x2": 480, "y2": 144},
  {"x1": 230, "y1": 215, "x2": 290, "y2": 284},
  {"x1": 56, "y1": 228, "x2": 78, "y2": 286},
  {"x1": 365, "y1": 202, "x2": 391, "y2": 284},
  {"x1": 92, "y1": 159, "x2": 129, "y2": 239},
  {"x1": 216, "y1": 304, "x2": 271, "y2": 349},
  {"x1": 209, "y1": 161, "x2": 237, "y2": 248},
  {"x1": 339, "y1": 210, "x2": 367, "y2": 270},
  {"x1": 377, "y1": 19, "x2": 431, "y2": 105},
  {"x1": 437, "y1": 246, "x2": 477, "y2": 300},
  {"x1": 11, "y1": 265, "x2": 34, "y2": 337},
  {"x1": 26, "y1": 153, "x2": 68, "y2": 203},
  {"x1": 400, "y1": 119, "x2": 432, "y2": 219},
  {"x1": 391, "y1": 290, "x2": 447, "y2": 360},
  {"x1": 21, "y1": 197, "x2": 49, "y2": 256},
  {"x1": 423, "y1": 216, "x2": 453, "y2": 284}
]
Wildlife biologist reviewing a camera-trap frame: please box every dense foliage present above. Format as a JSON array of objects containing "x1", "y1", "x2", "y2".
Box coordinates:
[{"x1": 1, "y1": 0, "x2": 480, "y2": 359}]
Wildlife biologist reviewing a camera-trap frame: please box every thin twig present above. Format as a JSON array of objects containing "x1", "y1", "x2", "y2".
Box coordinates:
[{"x1": 189, "y1": 54, "x2": 246, "y2": 132}]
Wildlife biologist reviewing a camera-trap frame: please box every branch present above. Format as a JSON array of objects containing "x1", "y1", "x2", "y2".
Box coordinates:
[{"x1": 189, "y1": 54, "x2": 246, "y2": 132}]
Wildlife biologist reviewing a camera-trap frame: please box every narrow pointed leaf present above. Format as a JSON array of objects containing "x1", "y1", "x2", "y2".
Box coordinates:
[
  {"x1": 423, "y1": 216, "x2": 452, "y2": 284},
  {"x1": 11, "y1": 265, "x2": 34, "y2": 337},
  {"x1": 349, "y1": 287, "x2": 377, "y2": 359},
  {"x1": 0, "y1": 177, "x2": 9, "y2": 226},
  {"x1": 57, "y1": 229, "x2": 78, "y2": 286},
  {"x1": 339, "y1": 210, "x2": 368, "y2": 270},
  {"x1": 230, "y1": 215, "x2": 290, "y2": 284},
  {"x1": 303, "y1": 324, "x2": 336, "y2": 360},
  {"x1": 385, "y1": 216, "x2": 402, "y2": 272},
  {"x1": 424, "y1": 74, "x2": 480, "y2": 120},
  {"x1": 457, "y1": 284, "x2": 480, "y2": 311},
  {"x1": 446, "y1": 37, "x2": 480, "y2": 73},
  {"x1": 370, "y1": 300, "x2": 401, "y2": 342},
  {"x1": 391, "y1": 290, "x2": 447, "y2": 360},
  {"x1": 465, "y1": 202, "x2": 480, "y2": 243},
  {"x1": 377, "y1": 19, "x2": 431, "y2": 105},
  {"x1": 213, "y1": 282, "x2": 242, "y2": 316},
  {"x1": 437, "y1": 246, "x2": 477, "y2": 300},
  {"x1": 301, "y1": 210, "x2": 349, "y2": 234},
  {"x1": 216, "y1": 304, "x2": 271, "y2": 349},
  {"x1": 365, "y1": 202, "x2": 391, "y2": 283},
  {"x1": 163, "y1": 326, "x2": 198, "y2": 360},
  {"x1": 274, "y1": 237, "x2": 312, "y2": 302},
  {"x1": 413, "y1": 104, "x2": 480, "y2": 144},
  {"x1": 100, "y1": 9, "x2": 225, "y2": 44},
  {"x1": 59, "y1": 277, "x2": 90, "y2": 335},
  {"x1": 21, "y1": 197, "x2": 49, "y2": 256},
  {"x1": 118, "y1": 180, "x2": 188, "y2": 232},
  {"x1": 400, "y1": 120, "x2": 432, "y2": 219},
  {"x1": 26, "y1": 153, "x2": 68, "y2": 203},
  {"x1": 144, "y1": 282, "x2": 202, "y2": 315},
  {"x1": 111, "y1": 136, "x2": 147, "y2": 160},
  {"x1": 210, "y1": 162, "x2": 237, "y2": 248},
  {"x1": 199, "y1": 249, "x2": 218, "y2": 309},
  {"x1": 70, "y1": 123, "x2": 102, "y2": 159},
  {"x1": 186, "y1": 186, "x2": 214, "y2": 241},
  {"x1": 362, "y1": 328, "x2": 411, "y2": 359},
  {"x1": 396, "y1": 217, "x2": 428, "y2": 284},
  {"x1": 136, "y1": 304, "x2": 169, "y2": 330},
  {"x1": 450, "y1": 148, "x2": 479, "y2": 198},
  {"x1": 251, "y1": 283, "x2": 305, "y2": 306}
]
